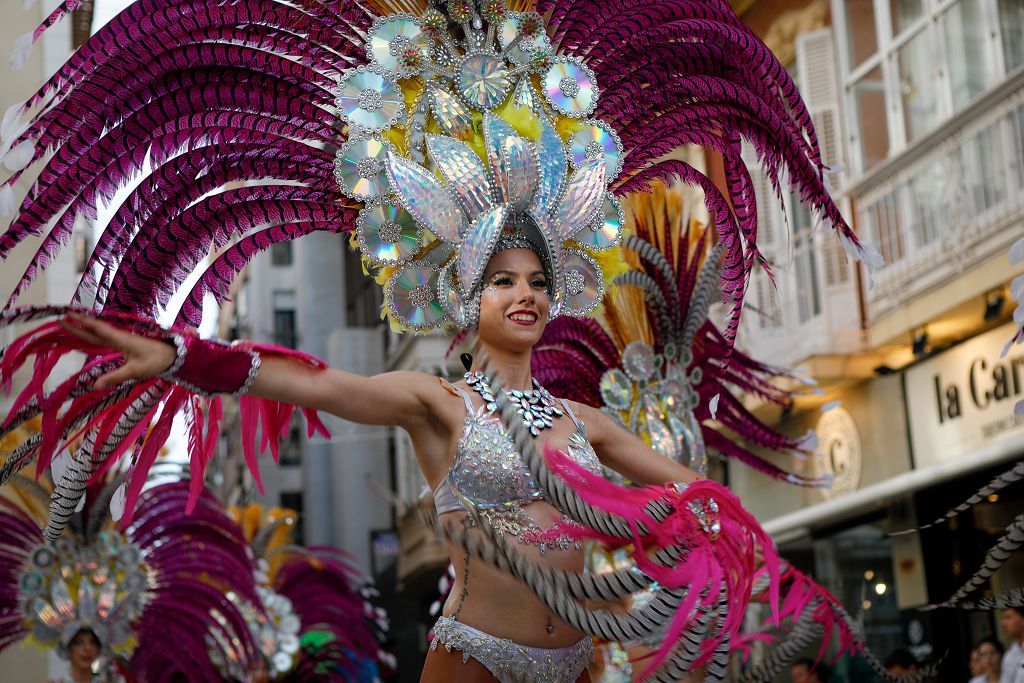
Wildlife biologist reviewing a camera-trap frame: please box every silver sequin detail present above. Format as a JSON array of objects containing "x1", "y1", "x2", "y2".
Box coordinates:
[
  {"x1": 408, "y1": 284, "x2": 433, "y2": 309},
  {"x1": 358, "y1": 89, "x2": 383, "y2": 112},
  {"x1": 564, "y1": 270, "x2": 585, "y2": 297},
  {"x1": 430, "y1": 616, "x2": 594, "y2": 682},
  {"x1": 377, "y1": 220, "x2": 403, "y2": 244},
  {"x1": 388, "y1": 33, "x2": 411, "y2": 56},
  {"x1": 356, "y1": 156, "x2": 385, "y2": 180},
  {"x1": 559, "y1": 75, "x2": 580, "y2": 98}
]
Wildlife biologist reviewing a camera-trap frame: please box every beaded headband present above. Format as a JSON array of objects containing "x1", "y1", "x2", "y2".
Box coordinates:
[{"x1": 336, "y1": 1, "x2": 624, "y2": 331}]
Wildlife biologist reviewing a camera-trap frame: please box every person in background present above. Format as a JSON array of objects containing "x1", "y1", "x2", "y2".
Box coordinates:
[
  {"x1": 48, "y1": 628, "x2": 100, "y2": 683},
  {"x1": 790, "y1": 657, "x2": 828, "y2": 683},
  {"x1": 884, "y1": 648, "x2": 921, "y2": 677},
  {"x1": 1001, "y1": 607, "x2": 1024, "y2": 683},
  {"x1": 970, "y1": 638, "x2": 1003, "y2": 683}
]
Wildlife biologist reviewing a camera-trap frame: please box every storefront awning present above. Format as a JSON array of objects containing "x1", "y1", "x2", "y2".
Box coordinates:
[{"x1": 764, "y1": 430, "x2": 1024, "y2": 544}]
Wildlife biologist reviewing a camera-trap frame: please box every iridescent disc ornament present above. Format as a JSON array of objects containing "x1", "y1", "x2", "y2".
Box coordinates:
[
  {"x1": 543, "y1": 57, "x2": 598, "y2": 117},
  {"x1": 622, "y1": 341, "x2": 656, "y2": 382},
  {"x1": 335, "y1": 67, "x2": 405, "y2": 133},
  {"x1": 600, "y1": 368, "x2": 633, "y2": 410},
  {"x1": 457, "y1": 53, "x2": 513, "y2": 110},
  {"x1": 560, "y1": 248, "x2": 603, "y2": 316},
  {"x1": 569, "y1": 120, "x2": 623, "y2": 180},
  {"x1": 365, "y1": 15, "x2": 430, "y2": 75},
  {"x1": 385, "y1": 261, "x2": 446, "y2": 331},
  {"x1": 356, "y1": 200, "x2": 421, "y2": 266},
  {"x1": 334, "y1": 138, "x2": 394, "y2": 200},
  {"x1": 579, "y1": 193, "x2": 624, "y2": 251},
  {"x1": 499, "y1": 12, "x2": 553, "y2": 67}
]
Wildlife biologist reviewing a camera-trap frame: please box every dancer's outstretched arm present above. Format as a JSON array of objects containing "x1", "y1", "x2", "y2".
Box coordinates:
[
  {"x1": 571, "y1": 400, "x2": 700, "y2": 487},
  {"x1": 61, "y1": 312, "x2": 435, "y2": 430}
]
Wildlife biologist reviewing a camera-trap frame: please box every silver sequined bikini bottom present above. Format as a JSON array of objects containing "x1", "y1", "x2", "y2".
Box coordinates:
[{"x1": 430, "y1": 616, "x2": 594, "y2": 682}]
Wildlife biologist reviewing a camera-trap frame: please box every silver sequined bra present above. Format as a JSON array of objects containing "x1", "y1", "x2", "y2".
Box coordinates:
[{"x1": 434, "y1": 386, "x2": 602, "y2": 552}]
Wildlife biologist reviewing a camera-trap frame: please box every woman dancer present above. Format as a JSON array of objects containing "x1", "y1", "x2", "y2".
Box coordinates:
[
  {"x1": 0, "y1": 0, "x2": 876, "y2": 679},
  {"x1": 59, "y1": 240, "x2": 702, "y2": 681}
]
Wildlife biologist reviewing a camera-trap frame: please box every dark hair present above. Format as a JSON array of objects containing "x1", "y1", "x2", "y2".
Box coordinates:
[
  {"x1": 1006, "y1": 606, "x2": 1024, "y2": 618},
  {"x1": 883, "y1": 648, "x2": 918, "y2": 671},
  {"x1": 975, "y1": 637, "x2": 1005, "y2": 655},
  {"x1": 69, "y1": 628, "x2": 100, "y2": 647},
  {"x1": 791, "y1": 657, "x2": 830, "y2": 682}
]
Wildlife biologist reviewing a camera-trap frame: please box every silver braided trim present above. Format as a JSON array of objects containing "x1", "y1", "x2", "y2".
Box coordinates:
[
  {"x1": 951, "y1": 587, "x2": 1024, "y2": 609},
  {"x1": 0, "y1": 433, "x2": 42, "y2": 487},
  {"x1": 235, "y1": 349, "x2": 261, "y2": 397},
  {"x1": 473, "y1": 343, "x2": 654, "y2": 539},
  {"x1": 741, "y1": 600, "x2": 822, "y2": 683},
  {"x1": 46, "y1": 431, "x2": 99, "y2": 541},
  {"x1": 681, "y1": 244, "x2": 724, "y2": 354},
  {"x1": 442, "y1": 517, "x2": 689, "y2": 644},
  {"x1": 930, "y1": 512, "x2": 1024, "y2": 608},
  {"x1": 9, "y1": 473, "x2": 54, "y2": 508},
  {"x1": 442, "y1": 469, "x2": 728, "y2": 679},
  {"x1": 622, "y1": 236, "x2": 681, "y2": 335},
  {"x1": 250, "y1": 516, "x2": 292, "y2": 558},
  {"x1": 158, "y1": 333, "x2": 187, "y2": 379},
  {"x1": 44, "y1": 386, "x2": 164, "y2": 540},
  {"x1": 440, "y1": 341, "x2": 746, "y2": 675},
  {"x1": 612, "y1": 271, "x2": 673, "y2": 348},
  {"x1": 891, "y1": 460, "x2": 1024, "y2": 536},
  {"x1": 0, "y1": 361, "x2": 113, "y2": 443}
]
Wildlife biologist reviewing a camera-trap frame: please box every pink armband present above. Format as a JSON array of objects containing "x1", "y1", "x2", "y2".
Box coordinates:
[{"x1": 161, "y1": 333, "x2": 261, "y2": 397}]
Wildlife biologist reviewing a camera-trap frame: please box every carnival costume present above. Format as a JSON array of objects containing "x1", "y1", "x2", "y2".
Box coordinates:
[
  {"x1": 0, "y1": 435, "x2": 387, "y2": 682},
  {"x1": 0, "y1": 0, "x2": 889, "y2": 679}
]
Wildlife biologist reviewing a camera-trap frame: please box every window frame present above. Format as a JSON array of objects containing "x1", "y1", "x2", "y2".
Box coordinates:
[{"x1": 833, "y1": 0, "x2": 1013, "y2": 177}]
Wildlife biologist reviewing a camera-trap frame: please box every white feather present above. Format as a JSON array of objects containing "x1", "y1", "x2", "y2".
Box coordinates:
[
  {"x1": 3, "y1": 139, "x2": 33, "y2": 171},
  {"x1": 1014, "y1": 305, "x2": 1024, "y2": 326},
  {"x1": 797, "y1": 428, "x2": 819, "y2": 451},
  {"x1": 50, "y1": 448, "x2": 72, "y2": 487},
  {"x1": 708, "y1": 393, "x2": 720, "y2": 420},
  {"x1": 1012, "y1": 275, "x2": 1024, "y2": 304},
  {"x1": 1011, "y1": 235, "x2": 1024, "y2": 266},
  {"x1": 109, "y1": 483, "x2": 127, "y2": 521},
  {"x1": 9, "y1": 32, "x2": 33, "y2": 71},
  {"x1": 1, "y1": 102, "x2": 23, "y2": 141},
  {"x1": 0, "y1": 184, "x2": 15, "y2": 216}
]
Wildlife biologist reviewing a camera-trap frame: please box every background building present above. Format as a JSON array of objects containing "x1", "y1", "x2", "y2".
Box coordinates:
[
  {"x1": 730, "y1": 0, "x2": 1024, "y2": 678},
  {"x1": 0, "y1": 1, "x2": 92, "y2": 679}
]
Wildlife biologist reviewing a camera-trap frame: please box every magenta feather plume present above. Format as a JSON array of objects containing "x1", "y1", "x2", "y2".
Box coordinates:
[{"x1": 0, "y1": 307, "x2": 331, "y2": 522}]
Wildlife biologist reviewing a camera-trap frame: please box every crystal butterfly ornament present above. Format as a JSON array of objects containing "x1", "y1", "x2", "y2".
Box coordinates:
[
  {"x1": 332, "y1": 1, "x2": 626, "y2": 331},
  {"x1": 599, "y1": 341, "x2": 708, "y2": 474}
]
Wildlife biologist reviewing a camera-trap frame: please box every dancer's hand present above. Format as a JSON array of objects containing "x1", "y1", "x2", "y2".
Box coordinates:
[{"x1": 60, "y1": 312, "x2": 178, "y2": 389}]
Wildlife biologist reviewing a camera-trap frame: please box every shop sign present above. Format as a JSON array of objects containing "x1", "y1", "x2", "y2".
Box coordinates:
[
  {"x1": 812, "y1": 407, "x2": 863, "y2": 498},
  {"x1": 905, "y1": 323, "x2": 1024, "y2": 468}
]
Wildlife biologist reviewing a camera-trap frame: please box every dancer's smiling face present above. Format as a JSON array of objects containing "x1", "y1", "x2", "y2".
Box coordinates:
[{"x1": 476, "y1": 248, "x2": 550, "y2": 354}]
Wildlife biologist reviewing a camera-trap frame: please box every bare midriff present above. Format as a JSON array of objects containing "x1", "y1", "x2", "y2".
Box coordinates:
[{"x1": 438, "y1": 499, "x2": 587, "y2": 649}]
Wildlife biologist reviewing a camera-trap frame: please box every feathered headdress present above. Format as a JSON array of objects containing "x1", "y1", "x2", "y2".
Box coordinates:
[
  {"x1": 0, "y1": 0, "x2": 870, "y2": 530},
  {"x1": 535, "y1": 179, "x2": 823, "y2": 485},
  {"x1": 0, "y1": 0, "x2": 873, "y2": 339}
]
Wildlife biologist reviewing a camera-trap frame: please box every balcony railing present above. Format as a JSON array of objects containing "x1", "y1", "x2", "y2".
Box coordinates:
[{"x1": 852, "y1": 73, "x2": 1024, "y2": 324}]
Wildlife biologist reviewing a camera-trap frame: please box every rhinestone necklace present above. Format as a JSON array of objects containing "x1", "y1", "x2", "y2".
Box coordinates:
[{"x1": 464, "y1": 370, "x2": 564, "y2": 436}]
